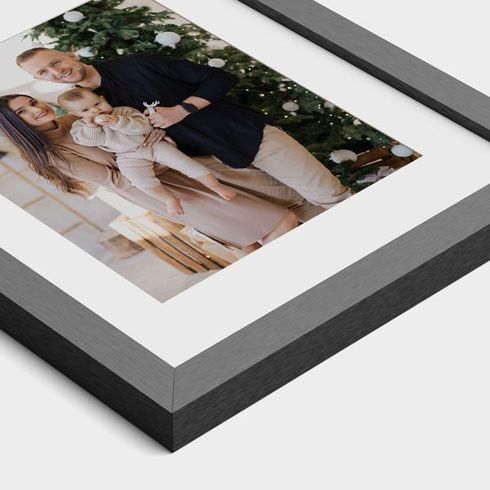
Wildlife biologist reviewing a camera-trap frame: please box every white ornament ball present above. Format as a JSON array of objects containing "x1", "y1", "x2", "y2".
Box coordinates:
[
  {"x1": 357, "y1": 165, "x2": 396, "y2": 185},
  {"x1": 116, "y1": 48, "x2": 125, "y2": 56},
  {"x1": 353, "y1": 118, "x2": 363, "y2": 126},
  {"x1": 76, "y1": 46, "x2": 96, "y2": 58},
  {"x1": 356, "y1": 173, "x2": 379, "y2": 184},
  {"x1": 282, "y1": 101, "x2": 300, "y2": 112},
  {"x1": 376, "y1": 166, "x2": 396, "y2": 178},
  {"x1": 330, "y1": 149, "x2": 358, "y2": 164},
  {"x1": 391, "y1": 144, "x2": 413, "y2": 158},
  {"x1": 155, "y1": 31, "x2": 181, "y2": 47},
  {"x1": 323, "y1": 100, "x2": 336, "y2": 110},
  {"x1": 208, "y1": 58, "x2": 226, "y2": 68},
  {"x1": 63, "y1": 11, "x2": 85, "y2": 23}
]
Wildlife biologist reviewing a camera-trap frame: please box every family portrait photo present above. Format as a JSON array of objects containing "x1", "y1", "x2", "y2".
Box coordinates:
[{"x1": 0, "y1": 0, "x2": 421, "y2": 303}]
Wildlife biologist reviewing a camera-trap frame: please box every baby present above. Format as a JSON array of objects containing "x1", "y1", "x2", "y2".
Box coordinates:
[{"x1": 57, "y1": 88, "x2": 236, "y2": 215}]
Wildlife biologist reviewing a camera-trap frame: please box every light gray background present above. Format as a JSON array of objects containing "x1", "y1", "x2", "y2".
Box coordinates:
[{"x1": 0, "y1": 0, "x2": 488, "y2": 487}]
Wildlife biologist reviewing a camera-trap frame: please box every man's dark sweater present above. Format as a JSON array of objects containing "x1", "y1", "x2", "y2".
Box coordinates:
[{"x1": 92, "y1": 53, "x2": 268, "y2": 168}]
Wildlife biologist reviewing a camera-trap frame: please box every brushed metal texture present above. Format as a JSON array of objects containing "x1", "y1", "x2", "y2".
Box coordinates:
[
  {"x1": 0, "y1": 249, "x2": 174, "y2": 412},
  {"x1": 173, "y1": 185, "x2": 490, "y2": 411},
  {"x1": 0, "y1": 293, "x2": 174, "y2": 449},
  {"x1": 172, "y1": 222, "x2": 490, "y2": 450}
]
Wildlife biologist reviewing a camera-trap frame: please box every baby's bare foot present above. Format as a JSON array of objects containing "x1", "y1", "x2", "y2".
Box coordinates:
[
  {"x1": 167, "y1": 198, "x2": 184, "y2": 215},
  {"x1": 215, "y1": 185, "x2": 237, "y2": 201}
]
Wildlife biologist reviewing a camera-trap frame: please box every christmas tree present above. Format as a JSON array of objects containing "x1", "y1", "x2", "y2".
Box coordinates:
[{"x1": 27, "y1": 0, "x2": 402, "y2": 191}]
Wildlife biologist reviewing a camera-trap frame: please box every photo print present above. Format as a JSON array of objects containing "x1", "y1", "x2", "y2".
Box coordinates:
[{"x1": 0, "y1": 0, "x2": 421, "y2": 302}]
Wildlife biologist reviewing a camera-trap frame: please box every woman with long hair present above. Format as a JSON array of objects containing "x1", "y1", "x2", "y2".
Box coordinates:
[{"x1": 0, "y1": 94, "x2": 299, "y2": 253}]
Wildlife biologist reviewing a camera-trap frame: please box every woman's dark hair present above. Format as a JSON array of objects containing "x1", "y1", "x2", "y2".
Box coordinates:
[{"x1": 0, "y1": 94, "x2": 87, "y2": 195}]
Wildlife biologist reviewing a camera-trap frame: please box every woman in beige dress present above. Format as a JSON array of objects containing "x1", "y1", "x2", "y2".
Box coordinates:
[{"x1": 0, "y1": 94, "x2": 299, "y2": 254}]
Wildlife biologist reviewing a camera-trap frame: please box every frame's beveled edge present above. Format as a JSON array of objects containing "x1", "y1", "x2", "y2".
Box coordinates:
[
  {"x1": 0, "y1": 292, "x2": 176, "y2": 451},
  {"x1": 0, "y1": 248, "x2": 175, "y2": 413},
  {"x1": 2, "y1": 185, "x2": 488, "y2": 452},
  {"x1": 237, "y1": 0, "x2": 490, "y2": 141},
  {"x1": 170, "y1": 220, "x2": 490, "y2": 450},
  {"x1": 172, "y1": 185, "x2": 490, "y2": 412}
]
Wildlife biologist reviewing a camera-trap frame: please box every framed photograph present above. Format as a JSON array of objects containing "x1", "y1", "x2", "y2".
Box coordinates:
[{"x1": 0, "y1": 0, "x2": 488, "y2": 451}]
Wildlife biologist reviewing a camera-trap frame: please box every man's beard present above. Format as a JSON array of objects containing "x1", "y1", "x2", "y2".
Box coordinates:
[{"x1": 73, "y1": 64, "x2": 87, "y2": 83}]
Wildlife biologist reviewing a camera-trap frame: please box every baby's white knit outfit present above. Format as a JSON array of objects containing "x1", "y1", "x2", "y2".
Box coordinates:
[{"x1": 70, "y1": 106, "x2": 210, "y2": 189}]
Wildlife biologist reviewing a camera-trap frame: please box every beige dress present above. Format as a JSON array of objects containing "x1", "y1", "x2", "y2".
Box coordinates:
[{"x1": 42, "y1": 115, "x2": 289, "y2": 248}]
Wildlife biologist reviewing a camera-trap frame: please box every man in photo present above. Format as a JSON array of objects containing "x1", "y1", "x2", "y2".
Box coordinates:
[{"x1": 17, "y1": 48, "x2": 352, "y2": 209}]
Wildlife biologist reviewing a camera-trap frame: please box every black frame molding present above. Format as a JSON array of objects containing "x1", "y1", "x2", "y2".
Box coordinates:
[{"x1": 1, "y1": 0, "x2": 489, "y2": 451}]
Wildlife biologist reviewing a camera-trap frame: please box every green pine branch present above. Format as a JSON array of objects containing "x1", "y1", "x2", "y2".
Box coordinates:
[{"x1": 26, "y1": 0, "x2": 398, "y2": 189}]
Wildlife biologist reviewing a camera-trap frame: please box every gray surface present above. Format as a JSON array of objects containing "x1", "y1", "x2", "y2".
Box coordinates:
[
  {"x1": 173, "y1": 184, "x2": 490, "y2": 410},
  {"x1": 238, "y1": 0, "x2": 490, "y2": 140},
  {"x1": 0, "y1": 248, "x2": 174, "y2": 412}
]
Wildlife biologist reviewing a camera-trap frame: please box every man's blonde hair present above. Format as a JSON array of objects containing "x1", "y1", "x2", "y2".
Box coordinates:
[{"x1": 16, "y1": 47, "x2": 52, "y2": 66}]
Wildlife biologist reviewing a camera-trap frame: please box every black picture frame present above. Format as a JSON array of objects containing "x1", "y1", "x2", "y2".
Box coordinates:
[{"x1": 1, "y1": 0, "x2": 489, "y2": 452}]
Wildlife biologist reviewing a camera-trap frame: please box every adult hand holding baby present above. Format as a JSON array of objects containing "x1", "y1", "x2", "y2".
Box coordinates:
[{"x1": 144, "y1": 105, "x2": 188, "y2": 129}]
